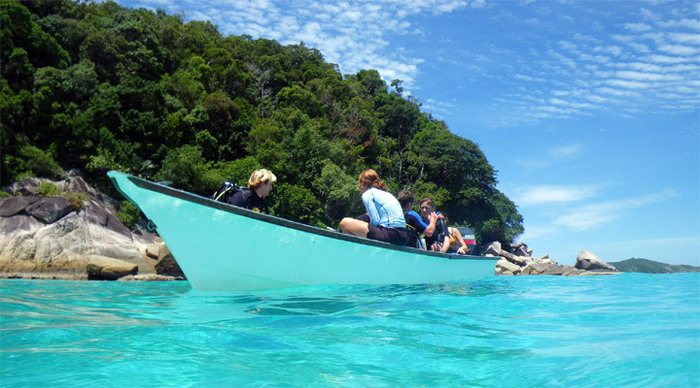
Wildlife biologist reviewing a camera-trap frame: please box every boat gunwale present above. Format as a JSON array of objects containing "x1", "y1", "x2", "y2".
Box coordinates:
[{"x1": 113, "y1": 172, "x2": 492, "y2": 262}]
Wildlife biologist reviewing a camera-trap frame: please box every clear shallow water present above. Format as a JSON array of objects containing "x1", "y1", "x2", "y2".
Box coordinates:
[{"x1": 1, "y1": 273, "x2": 699, "y2": 387}]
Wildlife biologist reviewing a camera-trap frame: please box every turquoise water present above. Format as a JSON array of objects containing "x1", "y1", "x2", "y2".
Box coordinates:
[{"x1": 1, "y1": 273, "x2": 699, "y2": 387}]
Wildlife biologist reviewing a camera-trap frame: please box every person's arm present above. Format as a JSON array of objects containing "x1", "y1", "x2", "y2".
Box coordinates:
[
  {"x1": 439, "y1": 235, "x2": 451, "y2": 253},
  {"x1": 362, "y1": 189, "x2": 381, "y2": 226},
  {"x1": 451, "y1": 228, "x2": 469, "y2": 254},
  {"x1": 424, "y1": 212, "x2": 438, "y2": 237}
]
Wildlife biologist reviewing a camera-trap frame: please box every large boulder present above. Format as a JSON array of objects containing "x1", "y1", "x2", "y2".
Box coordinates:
[
  {"x1": 496, "y1": 258, "x2": 522, "y2": 275},
  {"x1": 522, "y1": 261, "x2": 565, "y2": 275},
  {"x1": 154, "y1": 244, "x2": 185, "y2": 279},
  {"x1": 86, "y1": 254, "x2": 137, "y2": 280},
  {"x1": 0, "y1": 195, "x2": 41, "y2": 217},
  {"x1": 575, "y1": 250, "x2": 618, "y2": 271},
  {"x1": 483, "y1": 241, "x2": 501, "y2": 256},
  {"x1": 25, "y1": 197, "x2": 75, "y2": 223}
]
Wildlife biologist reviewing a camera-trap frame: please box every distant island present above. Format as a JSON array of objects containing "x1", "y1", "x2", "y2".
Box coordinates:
[{"x1": 610, "y1": 258, "x2": 700, "y2": 274}]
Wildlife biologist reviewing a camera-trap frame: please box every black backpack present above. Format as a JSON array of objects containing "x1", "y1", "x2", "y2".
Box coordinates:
[{"x1": 212, "y1": 181, "x2": 249, "y2": 204}]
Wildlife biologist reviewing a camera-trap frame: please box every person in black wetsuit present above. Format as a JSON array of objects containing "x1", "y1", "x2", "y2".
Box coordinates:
[
  {"x1": 228, "y1": 169, "x2": 277, "y2": 213},
  {"x1": 397, "y1": 190, "x2": 438, "y2": 249}
]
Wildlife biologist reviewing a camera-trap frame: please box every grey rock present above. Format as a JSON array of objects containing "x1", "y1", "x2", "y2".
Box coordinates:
[
  {"x1": 0, "y1": 214, "x2": 42, "y2": 234},
  {"x1": 6, "y1": 178, "x2": 44, "y2": 196},
  {"x1": 499, "y1": 249, "x2": 529, "y2": 266},
  {"x1": 484, "y1": 241, "x2": 501, "y2": 256},
  {"x1": 86, "y1": 254, "x2": 138, "y2": 280},
  {"x1": 496, "y1": 258, "x2": 522, "y2": 275},
  {"x1": 579, "y1": 271, "x2": 621, "y2": 276},
  {"x1": 82, "y1": 202, "x2": 131, "y2": 237},
  {"x1": 154, "y1": 245, "x2": 185, "y2": 279},
  {"x1": 145, "y1": 244, "x2": 161, "y2": 259},
  {"x1": 575, "y1": 250, "x2": 618, "y2": 271},
  {"x1": 514, "y1": 244, "x2": 530, "y2": 257},
  {"x1": 118, "y1": 274, "x2": 181, "y2": 282},
  {"x1": 522, "y1": 262, "x2": 565, "y2": 275},
  {"x1": 0, "y1": 196, "x2": 41, "y2": 217},
  {"x1": 25, "y1": 197, "x2": 75, "y2": 223},
  {"x1": 562, "y1": 267, "x2": 585, "y2": 276}
]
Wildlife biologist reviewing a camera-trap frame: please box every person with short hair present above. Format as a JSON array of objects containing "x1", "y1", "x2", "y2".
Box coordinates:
[
  {"x1": 339, "y1": 169, "x2": 414, "y2": 246},
  {"x1": 417, "y1": 199, "x2": 469, "y2": 255},
  {"x1": 418, "y1": 198, "x2": 450, "y2": 253},
  {"x1": 228, "y1": 168, "x2": 277, "y2": 213},
  {"x1": 397, "y1": 190, "x2": 438, "y2": 249}
]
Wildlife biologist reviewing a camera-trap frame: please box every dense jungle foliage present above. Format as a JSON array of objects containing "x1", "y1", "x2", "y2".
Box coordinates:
[{"x1": 0, "y1": 0, "x2": 524, "y2": 243}]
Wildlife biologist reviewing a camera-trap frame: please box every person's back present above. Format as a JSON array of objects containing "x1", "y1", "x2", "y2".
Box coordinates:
[
  {"x1": 361, "y1": 187, "x2": 405, "y2": 228},
  {"x1": 339, "y1": 169, "x2": 413, "y2": 247},
  {"x1": 228, "y1": 188, "x2": 265, "y2": 212}
]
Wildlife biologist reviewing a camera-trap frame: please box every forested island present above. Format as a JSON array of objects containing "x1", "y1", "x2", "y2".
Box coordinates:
[
  {"x1": 1, "y1": 0, "x2": 523, "y2": 244},
  {"x1": 610, "y1": 258, "x2": 700, "y2": 274}
]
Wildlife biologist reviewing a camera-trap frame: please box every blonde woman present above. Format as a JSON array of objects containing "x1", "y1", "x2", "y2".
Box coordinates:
[
  {"x1": 339, "y1": 169, "x2": 414, "y2": 246},
  {"x1": 229, "y1": 169, "x2": 276, "y2": 213}
]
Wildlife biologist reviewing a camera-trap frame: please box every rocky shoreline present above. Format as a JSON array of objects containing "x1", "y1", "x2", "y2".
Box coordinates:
[
  {"x1": 488, "y1": 241, "x2": 619, "y2": 276},
  {"x1": 0, "y1": 171, "x2": 184, "y2": 281},
  {"x1": 1, "y1": 172, "x2": 619, "y2": 281}
]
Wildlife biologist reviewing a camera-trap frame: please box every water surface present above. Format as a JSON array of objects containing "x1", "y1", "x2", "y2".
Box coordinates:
[{"x1": 1, "y1": 273, "x2": 699, "y2": 386}]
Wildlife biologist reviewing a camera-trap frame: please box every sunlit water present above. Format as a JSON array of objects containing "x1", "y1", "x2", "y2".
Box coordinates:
[{"x1": 1, "y1": 273, "x2": 699, "y2": 387}]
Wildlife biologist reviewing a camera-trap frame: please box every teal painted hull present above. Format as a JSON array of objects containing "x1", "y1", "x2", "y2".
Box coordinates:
[{"x1": 108, "y1": 171, "x2": 498, "y2": 291}]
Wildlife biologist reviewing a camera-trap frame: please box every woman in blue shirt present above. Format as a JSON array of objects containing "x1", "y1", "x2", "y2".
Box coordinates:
[{"x1": 339, "y1": 169, "x2": 414, "y2": 246}]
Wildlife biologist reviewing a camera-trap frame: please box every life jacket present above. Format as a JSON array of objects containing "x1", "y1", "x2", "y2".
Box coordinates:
[{"x1": 404, "y1": 222, "x2": 427, "y2": 250}]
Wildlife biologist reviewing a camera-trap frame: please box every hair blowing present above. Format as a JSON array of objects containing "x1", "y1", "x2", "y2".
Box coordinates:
[{"x1": 358, "y1": 169, "x2": 388, "y2": 191}]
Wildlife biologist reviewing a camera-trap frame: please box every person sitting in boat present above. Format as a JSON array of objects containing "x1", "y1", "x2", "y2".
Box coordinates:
[
  {"x1": 339, "y1": 169, "x2": 414, "y2": 246},
  {"x1": 397, "y1": 190, "x2": 438, "y2": 249},
  {"x1": 420, "y1": 198, "x2": 469, "y2": 255},
  {"x1": 228, "y1": 168, "x2": 277, "y2": 213},
  {"x1": 442, "y1": 214, "x2": 470, "y2": 255}
]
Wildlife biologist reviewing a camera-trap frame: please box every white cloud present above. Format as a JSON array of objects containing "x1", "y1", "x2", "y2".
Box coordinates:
[
  {"x1": 658, "y1": 44, "x2": 700, "y2": 56},
  {"x1": 422, "y1": 98, "x2": 456, "y2": 117},
  {"x1": 607, "y1": 79, "x2": 649, "y2": 89},
  {"x1": 516, "y1": 144, "x2": 585, "y2": 171},
  {"x1": 657, "y1": 18, "x2": 700, "y2": 30},
  {"x1": 624, "y1": 22, "x2": 652, "y2": 32},
  {"x1": 554, "y1": 190, "x2": 680, "y2": 231},
  {"x1": 667, "y1": 32, "x2": 700, "y2": 44},
  {"x1": 615, "y1": 70, "x2": 682, "y2": 82},
  {"x1": 518, "y1": 184, "x2": 602, "y2": 206},
  {"x1": 551, "y1": 144, "x2": 583, "y2": 158}
]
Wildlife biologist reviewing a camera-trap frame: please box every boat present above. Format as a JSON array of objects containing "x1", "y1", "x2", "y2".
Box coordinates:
[{"x1": 108, "y1": 171, "x2": 498, "y2": 291}]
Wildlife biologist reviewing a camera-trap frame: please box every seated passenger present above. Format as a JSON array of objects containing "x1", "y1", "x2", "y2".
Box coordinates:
[
  {"x1": 228, "y1": 168, "x2": 276, "y2": 213},
  {"x1": 418, "y1": 198, "x2": 451, "y2": 253},
  {"x1": 418, "y1": 203, "x2": 469, "y2": 255},
  {"x1": 444, "y1": 214, "x2": 470, "y2": 255},
  {"x1": 339, "y1": 169, "x2": 414, "y2": 246},
  {"x1": 397, "y1": 190, "x2": 438, "y2": 249}
]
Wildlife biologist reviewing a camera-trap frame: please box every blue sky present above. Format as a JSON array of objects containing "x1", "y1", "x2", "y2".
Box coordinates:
[{"x1": 116, "y1": 0, "x2": 700, "y2": 266}]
